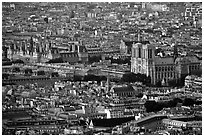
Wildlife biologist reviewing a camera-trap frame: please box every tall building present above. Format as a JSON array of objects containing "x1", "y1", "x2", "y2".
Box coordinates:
[{"x1": 131, "y1": 42, "x2": 201, "y2": 85}]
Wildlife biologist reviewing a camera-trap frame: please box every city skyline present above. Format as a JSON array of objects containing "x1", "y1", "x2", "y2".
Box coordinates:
[{"x1": 2, "y1": 2, "x2": 202, "y2": 135}]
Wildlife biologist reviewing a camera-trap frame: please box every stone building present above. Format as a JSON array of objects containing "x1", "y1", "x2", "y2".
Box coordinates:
[{"x1": 131, "y1": 41, "x2": 201, "y2": 85}]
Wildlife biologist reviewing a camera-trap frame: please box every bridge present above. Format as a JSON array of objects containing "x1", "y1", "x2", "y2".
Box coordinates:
[{"x1": 130, "y1": 114, "x2": 168, "y2": 127}]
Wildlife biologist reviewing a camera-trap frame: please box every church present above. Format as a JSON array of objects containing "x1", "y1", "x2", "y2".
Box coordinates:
[{"x1": 131, "y1": 40, "x2": 201, "y2": 85}]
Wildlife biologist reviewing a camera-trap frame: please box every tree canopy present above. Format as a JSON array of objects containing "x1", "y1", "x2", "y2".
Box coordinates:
[
  {"x1": 121, "y1": 72, "x2": 151, "y2": 85},
  {"x1": 47, "y1": 57, "x2": 64, "y2": 63},
  {"x1": 12, "y1": 59, "x2": 24, "y2": 64}
]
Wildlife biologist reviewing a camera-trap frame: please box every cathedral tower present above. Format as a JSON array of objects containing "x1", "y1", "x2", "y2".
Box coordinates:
[{"x1": 131, "y1": 41, "x2": 156, "y2": 84}]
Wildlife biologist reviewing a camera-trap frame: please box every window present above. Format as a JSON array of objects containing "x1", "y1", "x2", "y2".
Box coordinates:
[
  {"x1": 149, "y1": 49, "x2": 152, "y2": 58},
  {"x1": 132, "y1": 48, "x2": 135, "y2": 57},
  {"x1": 134, "y1": 49, "x2": 137, "y2": 57},
  {"x1": 168, "y1": 67, "x2": 170, "y2": 71},
  {"x1": 194, "y1": 65, "x2": 197, "y2": 70},
  {"x1": 138, "y1": 48, "x2": 141, "y2": 58},
  {"x1": 143, "y1": 50, "x2": 145, "y2": 58}
]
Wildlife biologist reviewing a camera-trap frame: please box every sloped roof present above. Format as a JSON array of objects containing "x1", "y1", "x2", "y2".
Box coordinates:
[
  {"x1": 113, "y1": 85, "x2": 135, "y2": 93},
  {"x1": 124, "y1": 41, "x2": 134, "y2": 47},
  {"x1": 175, "y1": 56, "x2": 200, "y2": 64},
  {"x1": 154, "y1": 56, "x2": 174, "y2": 65},
  {"x1": 64, "y1": 106, "x2": 75, "y2": 112}
]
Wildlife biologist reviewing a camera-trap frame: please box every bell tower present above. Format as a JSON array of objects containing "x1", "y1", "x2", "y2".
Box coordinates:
[{"x1": 131, "y1": 41, "x2": 156, "y2": 84}]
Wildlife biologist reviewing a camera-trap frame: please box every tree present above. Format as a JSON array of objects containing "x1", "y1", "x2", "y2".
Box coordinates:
[
  {"x1": 135, "y1": 73, "x2": 151, "y2": 85},
  {"x1": 173, "y1": 98, "x2": 183, "y2": 103},
  {"x1": 84, "y1": 74, "x2": 97, "y2": 81},
  {"x1": 195, "y1": 100, "x2": 202, "y2": 105},
  {"x1": 144, "y1": 100, "x2": 163, "y2": 113},
  {"x1": 121, "y1": 72, "x2": 137, "y2": 83},
  {"x1": 37, "y1": 71, "x2": 45, "y2": 76},
  {"x1": 99, "y1": 76, "x2": 107, "y2": 81},
  {"x1": 191, "y1": 69, "x2": 202, "y2": 77},
  {"x1": 2, "y1": 58, "x2": 11, "y2": 62},
  {"x1": 88, "y1": 55, "x2": 101, "y2": 64},
  {"x1": 2, "y1": 73, "x2": 10, "y2": 80},
  {"x1": 51, "y1": 72, "x2": 59, "y2": 77},
  {"x1": 167, "y1": 100, "x2": 177, "y2": 107},
  {"x1": 182, "y1": 98, "x2": 195, "y2": 106},
  {"x1": 12, "y1": 67, "x2": 20, "y2": 72},
  {"x1": 121, "y1": 72, "x2": 151, "y2": 85},
  {"x1": 12, "y1": 59, "x2": 24, "y2": 64},
  {"x1": 168, "y1": 79, "x2": 178, "y2": 87},
  {"x1": 25, "y1": 69, "x2": 33, "y2": 76},
  {"x1": 73, "y1": 75, "x2": 83, "y2": 81},
  {"x1": 136, "y1": 93, "x2": 143, "y2": 98},
  {"x1": 2, "y1": 62, "x2": 12, "y2": 66},
  {"x1": 47, "y1": 57, "x2": 64, "y2": 63}
]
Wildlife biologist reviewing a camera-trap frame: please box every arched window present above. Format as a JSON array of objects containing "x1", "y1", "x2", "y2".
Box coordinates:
[
  {"x1": 149, "y1": 49, "x2": 153, "y2": 58},
  {"x1": 143, "y1": 50, "x2": 146, "y2": 58},
  {"x1": 189, "y1": 65, "x2": 192, "y2": 70},
  {"x1": 138, "y1": 48, "x2": 141, "y2": 58},
  {"x1": 168, "y1": 67, "x2": 170, "y2": 71}
]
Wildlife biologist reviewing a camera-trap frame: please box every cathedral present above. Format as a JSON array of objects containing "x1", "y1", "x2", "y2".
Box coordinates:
[{"x1": 131, "y1": 41, "x2": 201, "y2": 85}]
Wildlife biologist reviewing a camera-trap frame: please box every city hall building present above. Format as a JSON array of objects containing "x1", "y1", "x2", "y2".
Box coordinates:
[{"x1": 131, "y1": 42, "x2": 201, "y2": 85}]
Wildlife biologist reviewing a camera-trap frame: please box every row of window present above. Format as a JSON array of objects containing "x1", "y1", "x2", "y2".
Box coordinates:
[
  {"x1": 117, "y1": 92, "x2": 136, "y2": 96},
  {"x1": 155, "y1": 66, "x2": 174, "y2": 72},
  {"x1": 189, "y1": 65, "x2": 200, "y2": 71},
  {"x1": 165, "y1": 122, "x2": 186, "y2": 127},
  {"x1": 61, "y1": 54, "x2": 78, "y2": 58},
  {"x1": 148, "y1": 49, "x2": 153, "y2": 59},
  {"x1": 156, "y1": 72, "x2": 177, "y2": 79},
  {"x1": 156, "y1": 64, "x2": 200, "y2": 72},
  {"x1": 111, "y1": 113, "x2": 123, "y2": 118},
  {"x1": 86, "y1": 114, "x2": 106, "y2": 119}
]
